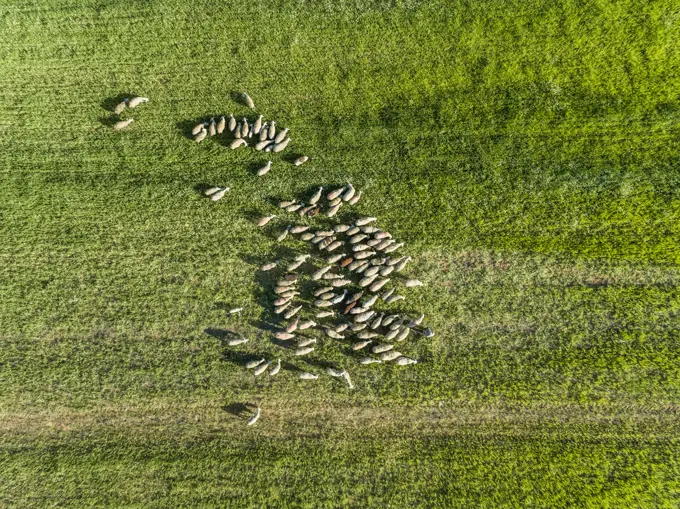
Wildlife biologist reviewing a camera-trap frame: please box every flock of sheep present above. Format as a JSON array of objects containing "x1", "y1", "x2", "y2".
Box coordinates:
[{"x1": 110, "y1": 91, "x2": 432, "y2": 426}]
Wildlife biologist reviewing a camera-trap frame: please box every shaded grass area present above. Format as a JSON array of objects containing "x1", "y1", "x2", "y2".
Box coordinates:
[
  {"x1": 1, "y1": 0, "x2": 680, "y2": 506},
  {"x1": 3, "y1": 410, "x2": 679, "y2": 508}
]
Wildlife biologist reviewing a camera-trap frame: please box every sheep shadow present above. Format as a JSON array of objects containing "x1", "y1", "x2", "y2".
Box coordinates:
[
  {"x1": 222, "y1": 402, "x2": 256, "y2": 418},
  {"x1": 98, "y1": 116, "x2": 119, "y2": 128},
  {"x1": 100, "y1": 93, "x2": 134, "y2": 113}
]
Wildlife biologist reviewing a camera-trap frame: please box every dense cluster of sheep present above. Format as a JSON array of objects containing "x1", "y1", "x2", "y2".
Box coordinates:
[
  {"x1": 111, "y1": 91, "x2": 431, "y2": 426},
  {"x1": 241, "y1": 184, "x2": 433, "y2": 396}
]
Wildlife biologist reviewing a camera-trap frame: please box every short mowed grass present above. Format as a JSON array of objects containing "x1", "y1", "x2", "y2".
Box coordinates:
[{"x1": 2, "y1": 0, "x2": 680, "y2": 507}]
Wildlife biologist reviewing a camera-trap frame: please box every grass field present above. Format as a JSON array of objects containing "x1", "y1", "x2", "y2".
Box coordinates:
[{"x1": 2, "y1": 0, "x2": 680, "y2": 506}]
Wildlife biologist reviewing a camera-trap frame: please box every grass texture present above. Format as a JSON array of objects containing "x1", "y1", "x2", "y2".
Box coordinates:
[{"x1": 1, "y1": 0, "x2": 680, "y2": 506}]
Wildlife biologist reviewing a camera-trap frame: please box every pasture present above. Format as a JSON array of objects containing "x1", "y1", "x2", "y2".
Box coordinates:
[{"x1": 1, "y1": 0, "x2": 679, "y2": 506}]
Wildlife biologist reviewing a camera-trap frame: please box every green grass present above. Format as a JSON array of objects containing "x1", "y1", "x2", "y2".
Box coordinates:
[{"x1": 2, "y1": 0, "x2": 680, "y2": 506}]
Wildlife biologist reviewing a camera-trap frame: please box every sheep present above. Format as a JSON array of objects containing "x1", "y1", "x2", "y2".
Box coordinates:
[
  {"x1": 113, "y1": 118, "x2": 133, "y2": 130},
  {"x1": 294, "y1": 346, "x2": 315, "y2": 356},
  {"x1": 379, "y1": 351, "x2": 402, "y2": 362},
  {"x1": 247, "y1": 404, "x2": 261, "y2": 426},
  {"x1": 395, "y1": 357, "x2": 417, "y2": 366},
  {"x1": 253, "y1": 360, "x2": 272, "y2": 376},
  {"x1": 283, "y1": 305, "x2": 302, "y2": 319},
  {"x1": 257, "y1": 160, "x2": 272, "y2": 176},
  {"x1": 242, "y1": 92, "x2": 255, "y2": 109},
  {"x1": 408, "y1": 314, "x2": 425, "y2": 327},
  {"x1": 269, "y1": 359, "x2": 282, "y2": 376},
  {"x1": 285, "y1": 317, "x2": 300, "y2": 333},
  {"x1": 128, "y1": 96, "x2": 149, "y2": 108},
  {"x1": 297, "y1": 337, "x2": 317, "y2": 348},
  {"x1": 371, "y1": 344, "x2": 394, "y2": 354},
  {"x1": 258, "y1": 215, "x2": 276, "y2": 227},
  {"x1": 113, "y1": 99, "x2": 128, "y2": 114},
  {"x1": 217, "y1": 116, "x2": 226, "y2": 134},
  {"x1": 355, "y1": 217, "x2": 377, "y2": 226},
  {"x1": 245, "y1": 358, "x2": 266, "y2": 369}
]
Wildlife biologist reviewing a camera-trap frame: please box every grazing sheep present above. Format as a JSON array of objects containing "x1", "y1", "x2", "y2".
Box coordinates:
[
  {"x1": 294, "y1": 346, "x2": 315, "y2": 356},
  {"x1": 285, "y1": 317, "x2": 300, "y2": 333},
  {"x1": 372, "y1": 344, "x2": 394, "y2": 354},
  {"x1": 276, "y1": 227, "x2": 290, "y2": 242},
  {"x1": 258, "y1": 215, "x2": 276, "y2": 227},
  {"x1": 255, "y1": 139, "x2": 271, "y2": 151},
  {"x1": 327, "y1": 187, "x2": 346, "y2": 201},
  {"x1": 314, "y1": 287, "x2": 333, "y2": 297},
  {"x1": 275, "y1": 128, "x2": 290, "y2": 143},
  {"x1": 370, "y1": 313, "x2": 384, "y2": 330},
  {"x1": 192, "y1": 122, "x2": 207, "y2": 135},
  {"x1": 395, "y1": 257, "x2": 412, "y2": 272},
  {"x1": 283, "y1": 305, "x2": 303, "y2": 319},
  {"x1": 353, "y1": 310, "x2": 375, "y2": 323},
  {"x1": 297, "y1": 337, "x2": 317, "y2": 348},
  {"x1": 385, "y1": 295, "x2": 405, "y2": 304},
  {"x1": 257, "y1": 160, "x2": 272, "y2": 176},
  {"x1": 290, "y1": 225, "x2": 310, "y2": 234},
  {"x1": 245, "y1": 358, "x2": 266, "y2": 369},
  {"x1": 227, "y1": 337, "x2": 249, "y2": 346},
  {"x1": 348, "y1": 191, "x2": 362, "y2": 205},
  {"x1": 381, "y1": 287, "x2": 395, "y2": 301},
  {"x1": 242, "y1": 92, "x2": 255, "y2": 109},
  {"x1": 128, "y1": 96, "x2": 148, "y2": 108},
  {"x1": 253, "y1": 360, "x2": 272, "y2": 376},
  {"x1": 326, "y1": 253, "x2": 345, "y2": 264},
  {"x1": 355, "y1": 217, "x2": 377, "y2": 226},
  {"x1": 352, "y1": 340, "x2": 373, "y2": 351},
  {"x1": 113, "y1": 99, "x2": 128, "y2": 114},
  {"x1": 272, "y1": 138, "x2": 291, "y2": 153},
  {"x1": 326, "y1": 367, "x2": 345, "y2": 377},
  {"x1": 113, "y1": 118, "x2": 133, "y2": 130},
  {"x1": 312, "y1": 265, "x2": 333, "y2": 280},
  {"x1": 395, "y1": 327, "x2": 410, "y2": 342},
  {"x1": 369, "y1": 279, "x2": 390, "y2": 292},
  {"x1": 247, "y1": 404, "x2": 261, "y2": 426},
  {"x1": 298, "y1": 319, "x2": 317, "y2": 330},
  {"x1": 253, "y1": 115, "x2": 263, "y2": 134},
  {"x1": 354, "y1": 251, "x2": 375, "y2": 260},
  {"x1": 274, "y1": 302, "x2": 291, "y2": 314},
  {"x1": 408, "y1": 314, "x2": 425, "y2": 327},
  {"x1": 379, "y1": 351, "x2": 402, "y2": 362},
  {"x1": 309, "y1": 187, "x2": 323, "y2": 205},
  {"x1": 209, "y1": 187, "x2": 230, "y2": 201},
  {"x1": 230, "y1": 138, "x2": 248, "y2": 149},
  {"x1": 269, "y1": 359, "x2": 282, "y2": 376},
  {"x1": 324, "y1": 327, "x2": 344, "y2": 339},
  {"x1": 395, "y1": 357, "x2": 417, "y2": 366}
]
